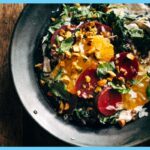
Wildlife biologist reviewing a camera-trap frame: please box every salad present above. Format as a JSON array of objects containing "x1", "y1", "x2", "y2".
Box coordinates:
[{"x1": 35, "y1": 4, "x2": 150, "y2": 128}]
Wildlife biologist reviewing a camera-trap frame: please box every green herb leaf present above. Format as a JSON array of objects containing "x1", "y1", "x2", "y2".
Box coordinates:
[
  {"x1": 146, "y1": 84, "x2": 150, "y2": 100},
  {"x1": 108, "y1": 82, "x2": 130, "y2": 94},
  {"x1": 57, "y1": 37, "x2": 74, "y2": 54},
  {"x1": 48, "y1": 81, "x2": 70, "y2": 100},
  {"x1": 96, "y1": 62, "x2": 115, "y2": 77},
  {"x1": 127, "y1": 27, "x2": 144, "y2": 38},
  {"x1": 98, "y1": 114, "x2": 117, "y2": 125}
]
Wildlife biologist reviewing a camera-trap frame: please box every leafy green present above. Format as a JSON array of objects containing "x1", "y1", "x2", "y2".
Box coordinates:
[
  {"x1": 48, "y1": 81, "x2": 70, "y2": 100},
  {"x1": 48, "y1": 21, "x2": 64, "y2": 34},
  {"x1": 146, "y1": 84, "x2": 150, "y2": 100},
  {"x1": 96, "y1": 62, "x2": 115, "y2": 77},
  {"x1": 125, "y1": 26, "x2": 144, "y2": 38},
  {"x1": 56, "y1": 37, "x2": 74, "y2": 54},
  {"x1": 98, "y1": 114, "x2": 117, "y2": 125},
  {"x1": 108, "y1": 82, "x2": 130, "y2": 94}
]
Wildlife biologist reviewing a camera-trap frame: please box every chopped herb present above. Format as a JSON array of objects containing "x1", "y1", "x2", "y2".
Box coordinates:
[
  {"x1": 146, "y1": 84, "x2": 150, "y2": 100},
  {"x1": 96, "y1": 62, "x2": 115, "y2": 77},
  {"x1": 56, "y1": 37, "x2": 74, "y2": 54},
  {"x1": 108, "y1": 82, "x2": 130, "y2": 94}
]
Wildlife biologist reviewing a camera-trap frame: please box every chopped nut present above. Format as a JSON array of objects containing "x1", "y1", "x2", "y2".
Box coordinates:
[
  {"x1": 51, "y1": 17, "x2": 56, "y2": 22},
  {"x1": 85, "y1": 75, "x2": 91, "y2": 83},
  {"x1": 127, "y1": 53, "x2": 135, "y2": 60},
  {"x1": 60, "y1": 61, "x2": 65, "y2": 67},
  {"x1": 72, "y1": 52, "x2": 80, "y2": 57},
  {"x1": 60, "y1": 75, "x2": 70, "y2": 84},
  {"x1": 65, "y1": 51, "x2": 72, "y2": 58},
  {"x1": 107, "y1": 71, "x2": 116, "y2": 77},
  {"x1": 118, "y1": 119, "x2": 126, "y2": 127},
  {"x1": 95, "y1": 86, "x2": 102, "y2": 93},
  {"x1": 72, "y1": 61, "x2": 82, "y2": 72},
  {"x1": 52, "y1": 44, "x2": 57, "y2": 48},
  {"x1": 35, "y1": 63, "x2": 42, "y2": 69},
  {"x1": 120, "y1": 68, "x2": 127, "y2": 75},
  {"x1": 118, "y1": 77, "x2": 125, "y2": 82},
  {"x1": 40, "y1": 79, "x2": 45, "y2": 86},
  {"x1": 73, "y1": 45, "x2": 80, "y2": 52},
  {"x1": 77, "y1": 90, "x2": 81, "y2": 96},
  {"x1": 87, "y1": 107, "x2": 93, "y2": 111},
  {"x1": 65, "y1": 31, "x2": 72, "y2": 38},
  {"x1": 82, "y1": 84, "x2": 86, "y2": 89},
  {"x1": 64, "y1": 103, "x2": 70, "y2": 110},
  {"x1": 97, "y1": 79, "x2": 107, "y2": 87},
  {"x1": 59, "y1": 29, "x2": 65, "y2": 36},
  {"x1": 59, "y1": 101, "x2": 64, "y2": 114},
  {"x1": 88, "y1": 94, "x2": 93, "y2": 98},
  {"x1": 107, "y1": 77, "x2": 113, "y2": 81},
  {"x1": 58, "y1": 36, "x2": 64, "y2": 41}
]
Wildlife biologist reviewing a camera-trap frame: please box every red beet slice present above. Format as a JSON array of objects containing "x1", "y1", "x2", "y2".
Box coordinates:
[
  {"x1": 75, "y1": 68, "x2": 99, "y2": 99},
  {"x1": 97, "y1": 87, "x2": 122, "y2": 116},
  {"x1": 79, "y1": 21, "x2": 112, "y2": 34},
  {"x1": 115, "y1": 52, "x2": 139, "y2": 80},
  {"x1": 50, "y1": 25, "x2": 76, "y2": 46}
]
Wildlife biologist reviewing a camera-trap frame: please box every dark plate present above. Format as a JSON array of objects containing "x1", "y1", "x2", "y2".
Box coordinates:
[{"x1": 10, "y1": 4, "x2": 150, "y2": 146}]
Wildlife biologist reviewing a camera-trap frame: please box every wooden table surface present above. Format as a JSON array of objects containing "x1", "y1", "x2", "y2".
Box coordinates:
[{"x1": 0, "y1": 4, "x2": 149, "y2": 146}]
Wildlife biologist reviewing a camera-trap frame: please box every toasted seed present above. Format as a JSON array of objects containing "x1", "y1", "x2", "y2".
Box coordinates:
[
  {"x1": 51, "y1": 17, "x2": 56, "y2": 22},
  {"x1": 97, "y1": 79, "x2": 107, "y2": 87},
  {"x1": 126, "y1": 53, "x2": 135, "y2": 60},
  {"x1": 65, "y1": 51, "x2": 72, "y2": 58},
  {"x1": 73, "y1": 45, "x2": 80, "y2": 52},
  {"x1": 85, "y1": 75, "x2": 91, "y2": 83},
  {"x1": 77, "y1": 90, "x2": 81, "y2": 96},
  {"x1": 95, "y1": 86, "x2": 102, "y2": 93},
  {"x1": 40, "y1": 80, "x2": 45, "y2": 86},
  {"x1": 65, "y1": 31, "x2": 72, "y2": 38},
  {"x1": 60, "y1": 75, "x2": 70, "y2": 84},
  {"x1": 64, "y1": 103, "x2": 70, "y2": 110},
  {"x1": 82, "y1": 84, "x2": 86, "y2": 89},
  {"x1": 35, "y1": 63, "x2": 42, "y2": 68},
  {"x1": 58, "y1": 36, "x2": 64, "y2": 41},
  {"x1": 107, "y1": 71, "x2": 116, "y2": 77},
  {"x1": 59, "y1": 101, "x2": 64, "y2": 112}
]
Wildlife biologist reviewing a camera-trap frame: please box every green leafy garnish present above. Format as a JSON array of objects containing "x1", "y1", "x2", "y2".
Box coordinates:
[
  {"x1": 56, "y1": 37, "x2": 74, "y2": 54},
  {"x1": 48, "y1": 81, "x2": 70, "y2": 100},
  {"x1": 96, "y1": 62, "x2": 115, "y2": 77},
  {"x1": 125, "y1": 25, "x2": 144, "y2": 38},
  {"x1": 146, "y1": 84, "x2": 150, "y2": 100},
  {"x1": 98, "y1": 114, "x2": 117, "y2": 125},
  {"x1": 108, "y1": 82, "x2": 130, "y2": 94}
]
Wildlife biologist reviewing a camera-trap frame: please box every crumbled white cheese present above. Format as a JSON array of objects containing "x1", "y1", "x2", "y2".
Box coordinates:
[
  {"x1": 129, "y1": 89, "x2": 137, "y2": 99},
  {"x1": 138, "y1": 108, "x2": 148, "y2": 118},
  {"x1": 106, "y1": 105, "x2": 116, "y2": 111},
  {"x1": 118, "y1": 110, "x2": 133, "y2": 122}
]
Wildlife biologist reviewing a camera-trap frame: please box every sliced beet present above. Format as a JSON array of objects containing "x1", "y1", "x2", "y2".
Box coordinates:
[
  {"x1": 75, "y1": 68, "x2": 99, "y2": 99},
  {"x1": 50, "y1": 25, "x2": 76, "y2": 46},
  {"x1": 97, "y1": 87, "x2": 122, "y2": 116},
  {"x1": 115, "y1": 52, "x2": 139, "y2": 80}
]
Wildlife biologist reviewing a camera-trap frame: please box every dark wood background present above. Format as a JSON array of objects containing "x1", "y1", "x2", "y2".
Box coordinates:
[{"x1": 0, "y1": 4, "x2": 149, "y2": 146}]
